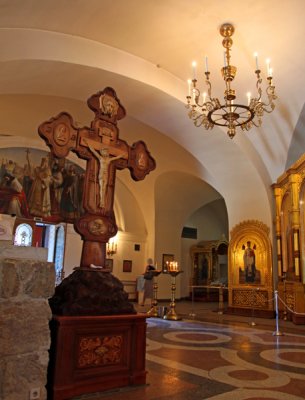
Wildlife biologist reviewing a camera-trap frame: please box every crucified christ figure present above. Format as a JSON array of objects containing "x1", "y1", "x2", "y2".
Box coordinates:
[{"x1": 84, "y1": 139, "x2": 125, "y2": 208}]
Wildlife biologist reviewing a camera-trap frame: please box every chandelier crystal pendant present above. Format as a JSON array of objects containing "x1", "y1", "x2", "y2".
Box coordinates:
[{"x1": 186, "y1": 23, "x2": 277, "y2": 139}]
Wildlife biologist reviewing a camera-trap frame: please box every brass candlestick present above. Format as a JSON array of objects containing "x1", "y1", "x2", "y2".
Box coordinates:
[
  {"x1": 147, "y1": 270, "x2": 162, "y2": 317},
  {"x1": 163, "y1": 270, "x2": 183, "y2": 321}
]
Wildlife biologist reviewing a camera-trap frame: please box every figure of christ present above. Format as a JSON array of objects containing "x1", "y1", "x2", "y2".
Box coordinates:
[{"x1": 84, "y1": 139, "x2": 126, "y2": 208}]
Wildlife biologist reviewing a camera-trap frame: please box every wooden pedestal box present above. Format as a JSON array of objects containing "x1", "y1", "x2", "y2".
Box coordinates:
[{"x1": 48, "y1": 314, "x2": 147, "y2": 400}]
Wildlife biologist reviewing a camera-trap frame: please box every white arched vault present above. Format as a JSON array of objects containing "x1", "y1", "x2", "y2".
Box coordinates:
[
  {"x1": 0, "y1": 25, "x2": 276, "y2": 234},
  {"x1": 113, "y1": 178, "x2": 147, "y2": 237},
  {"x1": 185, "y1": 199, "x2": 229, "y2": 243},
  {"x1": 154, "y1": 170, "x2": 223, "y2": 261}
]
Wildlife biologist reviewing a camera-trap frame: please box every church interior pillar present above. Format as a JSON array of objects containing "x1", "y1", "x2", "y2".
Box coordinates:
[{"x1": 0, "y1": 247, "x2": 55, "y2": 400}]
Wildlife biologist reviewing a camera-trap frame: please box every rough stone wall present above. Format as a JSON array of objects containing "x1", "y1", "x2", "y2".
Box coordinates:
[
  {"x1": 0, "y1": 257, "x2": 55, "y2": 400},
  {"x1": 0, "y1": 241, "x2": 48, "y2": 261}
]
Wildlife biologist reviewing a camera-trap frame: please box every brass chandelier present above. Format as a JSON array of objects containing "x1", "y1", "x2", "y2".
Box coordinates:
[{"x1": 186, "y1": 23, "x2": 277, "y2": 139}]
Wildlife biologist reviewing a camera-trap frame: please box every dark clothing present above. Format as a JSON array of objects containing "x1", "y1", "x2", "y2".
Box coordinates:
[{"x1": 144, "y1": 264, "x2": 155, "y2": 299}]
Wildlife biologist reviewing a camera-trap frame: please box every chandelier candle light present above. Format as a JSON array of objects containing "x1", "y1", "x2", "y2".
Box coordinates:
[
  {"x1": 186, "y1": 23, "x2": 277, "y2": 139},
  {"x1": 106, "y1": 237, "x2": 117, "y2": 257}
]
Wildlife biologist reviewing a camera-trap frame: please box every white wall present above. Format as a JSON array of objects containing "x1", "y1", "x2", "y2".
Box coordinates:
[
  {"x1": 63, "y1": 224, "x2": 83, "y2": 277},
  {"x1": 110, "y1": 231, "x2": 148, "y2": 281},
  {"x1": 187, "y1": 199, "x2": 228, "y2": 241}
]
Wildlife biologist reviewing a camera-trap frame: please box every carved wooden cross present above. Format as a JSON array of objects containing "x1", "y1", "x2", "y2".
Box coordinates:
[{"x1": 38, "y1": 87, "x2": 156, "y2": 269}]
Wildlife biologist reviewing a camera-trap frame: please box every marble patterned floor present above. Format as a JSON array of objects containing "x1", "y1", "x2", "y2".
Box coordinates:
[{"x1": 74, "y1": 301, "x2": 305, "y2": 400}]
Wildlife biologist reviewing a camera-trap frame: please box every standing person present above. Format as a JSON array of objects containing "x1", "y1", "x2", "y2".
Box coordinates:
[
  {"x1": 22, "y1": 148, "x2": 33, "y2": 199},
  {"x1": 60, "y1": 165, "x2": 78, "y2": 220},
  {"x1": 243, "y1": 241, "x2": 256, "y2": 283},
  {"x1": 136, "y1": 274, "x2": 145, "y2": 306},
  {"x1": 50, "y1": 161, "x2": 63, "y2": 214},
  {"x1": 28, "y1": 157, "x2": 52, "y2": 217},
  {"x1": 0, "y1": 172, "x2": 29, "y2": 217},
  {"x1": 142, "y1": 258, "x2": 156, "y2": 306}
]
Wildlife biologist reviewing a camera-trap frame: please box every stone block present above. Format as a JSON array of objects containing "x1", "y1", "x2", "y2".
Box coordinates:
[
  {"x1": 0, "y1": 352, "x2": 48, "y2": 400},
  {"x1": 0, "y1": 262, "x2": 19, "y2": 298},
  {"x1": 0, "y1": 241, "x2": 48, "y2": 261},
  {"x1": 0, "y1": 257, "x2": 54, "y2": 400},
  {"x1": 0, "y1": 300, "x2": 51, "y2": 357},
  {"x1": 0, "y1": 258, "x2": 55, "y2": 299},
  {"x1": 23, "y1": 261, "x2": 55, "y2": 298}
]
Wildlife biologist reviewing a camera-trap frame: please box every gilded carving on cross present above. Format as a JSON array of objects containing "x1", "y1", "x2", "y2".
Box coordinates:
[{"x1": 38, "y1": 87, "x2": 156, "y2": 269}]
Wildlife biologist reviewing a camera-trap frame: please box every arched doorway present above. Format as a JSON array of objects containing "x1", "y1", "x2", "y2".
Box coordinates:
[{"x1": 13, "y1": 218, "x2": 66, "y2": 285}]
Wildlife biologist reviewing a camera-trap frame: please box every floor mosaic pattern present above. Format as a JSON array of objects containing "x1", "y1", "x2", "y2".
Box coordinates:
[{"x1": 74, "y1": 302, "x2": 305, "y2": 400}]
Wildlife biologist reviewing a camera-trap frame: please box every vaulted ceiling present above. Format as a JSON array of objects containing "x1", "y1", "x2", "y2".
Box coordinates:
[{"x1": 0, "y1": 0, "x2": 304, "y2": 233}]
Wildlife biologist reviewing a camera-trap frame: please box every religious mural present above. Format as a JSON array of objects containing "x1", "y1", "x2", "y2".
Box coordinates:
[{"x1": 0, "y1": 147, "x2": 85, "y2": 223}]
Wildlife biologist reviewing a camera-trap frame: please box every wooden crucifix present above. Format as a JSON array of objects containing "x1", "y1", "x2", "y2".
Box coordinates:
[{"x1": 38, "y1": 87, "x2": 156, "y2": 270}]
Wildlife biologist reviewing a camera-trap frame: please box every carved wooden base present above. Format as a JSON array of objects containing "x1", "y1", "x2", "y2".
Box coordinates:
[
  {"x1": 48, "y1": 314, "x2": 147, "y2": 400},
  {"x1": 227, "y1": 287, "x2": 274, "y2": 319}
]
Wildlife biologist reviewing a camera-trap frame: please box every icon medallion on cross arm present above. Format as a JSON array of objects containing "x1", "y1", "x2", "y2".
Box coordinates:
[{"x1": 54, "y1": 123, "x2": 71, "y2": 146}]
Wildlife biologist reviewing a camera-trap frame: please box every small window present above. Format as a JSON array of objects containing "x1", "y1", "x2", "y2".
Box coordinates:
[{"x1": 181, "y1": 226, "x2": 197, "y2": 239}]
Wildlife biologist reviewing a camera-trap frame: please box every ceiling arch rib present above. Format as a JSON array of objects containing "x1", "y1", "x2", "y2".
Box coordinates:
[
  {"x1": 0, "y1": 28, "x2": 185, "y2": 102},
  {"x1": 0, "y1": 27, "x2": 273, "y2": 229}
]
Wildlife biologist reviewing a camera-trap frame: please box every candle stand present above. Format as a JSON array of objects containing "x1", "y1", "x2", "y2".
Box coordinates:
[
  {"x1": 163, "y1": 270, "x2": 183, "y2": 321},
  {"x1": 146, "y1": 270, "x2": 162, "y2": 318}
]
